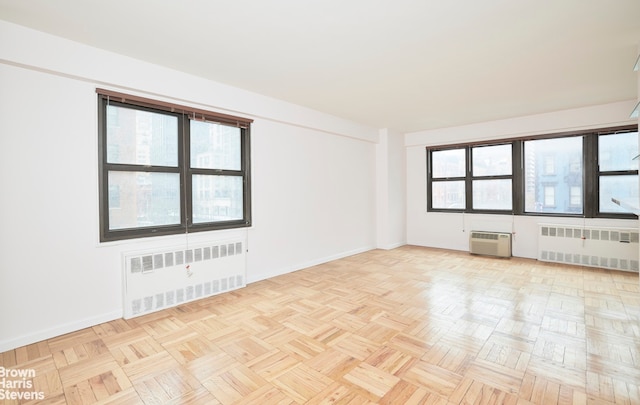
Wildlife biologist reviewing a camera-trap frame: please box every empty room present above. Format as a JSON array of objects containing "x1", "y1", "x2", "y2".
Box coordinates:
[{"x1": 0, "y1": 1, "x2": 639, "y2": 404}]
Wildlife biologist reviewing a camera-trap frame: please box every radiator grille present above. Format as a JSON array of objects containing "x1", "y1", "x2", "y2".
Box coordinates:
[
  {"x1": 538, "y1": 225, "x2": 639, "y2": 272},
  {"x1": 123, "y1": 240, "x2": 247, "y2": 318}
]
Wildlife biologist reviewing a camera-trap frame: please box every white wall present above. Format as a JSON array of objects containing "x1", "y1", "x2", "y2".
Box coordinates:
[
  {"x1": 248, "y1": 119, "x2": 376, "y2": 282},
  {"x1": 406, "y1": 102, "x2": 639, "y2": 258},
  {"x1": 0, "y1": 21, "x2": 378, "y2": 351},
  {"x1": 376, "y1": 128, "x2": 407, "y2": 249}
]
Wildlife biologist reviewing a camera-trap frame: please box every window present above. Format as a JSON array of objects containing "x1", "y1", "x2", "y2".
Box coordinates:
[
  {"x1": 428, "y1": 143, "x2": 513, "y2": 212},
  {"x1": 543, "y1": 156, "x2": 555, "y2": 175},
  {"x1": 98, "y1": 89, "x2": 252, "y2": 241},
  {"x1": 426, "y1": 125, "x2": 637, "y2": 218},
  {"x1": 471, "y1": 144, "x2": 512, "y2": 210},
  {"x1": 524, "y1": 136, "x2": 583, "y2": 214},
  {"x1": 430, "y1": 148, "x2": 466, "y2": 209},
  {"x1": 598, "y1": 131, "x2": 639, "y2": 214},
  {"x1": 543, "y1": 186, "x2": 555, "y2": 207},
  {"x1": 570, "y1": 186, "x2": 582, "y2": 206}
]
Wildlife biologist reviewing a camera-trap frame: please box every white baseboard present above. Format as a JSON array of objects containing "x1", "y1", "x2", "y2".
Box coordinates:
[
  {"x1": 247, "y1": 245, "x2": 375, "y2": 284},
  {"x1": 0, "y1": 310, "x2": 122, "y2": 353},
  {"x1": 377, "y1": 241, "x2": 406, "y2": 250}
]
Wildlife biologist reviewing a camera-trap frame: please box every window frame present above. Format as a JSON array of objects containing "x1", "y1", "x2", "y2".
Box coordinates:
[
  {"x1": 97, "y1": 90, "x2": 252, "y2": 242},
  {"x1": 595, "y1": 131, "x2": 639, "y2": 217},
  {"x1": 523, "y1": 135, "x2": 585, "y2": 216},
  {"x1": 428, "y1": 146, "x2": 468, "y2": 210},
  {"x1": 470, "y1": 143, "x2": 514, "y2": 212},
  {"x1": 426, "y1": 125, "x2": 638, "y2": 219},
  {"x1": 427, "y1": 142, "x2": 516, "y2": 214}
]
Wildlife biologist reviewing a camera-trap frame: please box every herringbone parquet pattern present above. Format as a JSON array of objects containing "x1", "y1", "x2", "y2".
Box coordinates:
[{"x1": 2, "y1": 246, "x2": 639, "y2": 404}]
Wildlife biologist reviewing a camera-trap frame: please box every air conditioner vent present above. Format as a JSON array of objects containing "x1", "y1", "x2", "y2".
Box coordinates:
[
  {"x1": 469, "y1": 231, "x2": 511, "y2": 258},
  {"x1": 471, "y1": 232, "x2": 499, "y2": 240}
]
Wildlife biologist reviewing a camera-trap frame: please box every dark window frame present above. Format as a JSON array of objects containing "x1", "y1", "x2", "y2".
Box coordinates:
[
  {"x1": 470, "y1": 143, "x2": 514, "y2": 212},
  {"x1": 427, "y1": 146, "x2": 468, "y2": 211},
  {"x1": 594, "y1": 131, "x2": 639, "y2": 217},
  {"x1": 426, "y1": 125, "x2": 638, "y2": 219},
  {"x1": 97, "y1": 90, "x2": 252, "y2": 242},
  {"x1": 522, "y1": 135, "x2": 585, "y2": 216},
  {"x1": 428, "y1": 142, "x2": 516, "y2": 214}
]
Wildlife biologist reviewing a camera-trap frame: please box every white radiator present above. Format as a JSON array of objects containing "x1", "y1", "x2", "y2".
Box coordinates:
[
  {"x1": 123, "y1": 238, "x2": 246, "y2": 319},
  {"x1": 538, "y1": 224, "x2": 639, "y2": 272},
  {"x1": 469, "y1": 231, "x2": 512, "y2": 258}
]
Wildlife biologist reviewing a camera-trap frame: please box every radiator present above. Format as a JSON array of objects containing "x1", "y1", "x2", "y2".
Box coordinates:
[
  {"x1": 123, "y1": 238, "x2": 246, "y2": 319},
  {"x1": 538, "y1": 224, "x2": 639, "y2": 272},
  {"x1": 469, "y1": 231, "x2": 512, "y2": 258}
]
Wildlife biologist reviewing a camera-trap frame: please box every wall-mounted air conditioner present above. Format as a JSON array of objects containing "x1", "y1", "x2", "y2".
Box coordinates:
[{"x1": 469, "y1": 231, "x2": 512, "y2": 258}]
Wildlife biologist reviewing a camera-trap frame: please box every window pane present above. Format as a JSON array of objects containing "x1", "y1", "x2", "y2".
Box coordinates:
[
  {"x1": 570, "y1": 186, "x2": 581, "y2": 206},
  {"x1": 600, "y1": 175, "x2": 639, "y2": 213},
  {"x1": 192, "y1": 175, "x2": 243, "y2": 223},
  {"x1": 432, "y1": 149, "x2": 465, "y2": 178},
  {"x1": 544, "y1": 186, "x2": 555, "y2": 206},
  {"x1": 524, "y1": 137, "x2": 583, "y2": 214},
  {"x1": 106, "y1": 105, "x2": 178, "y2": 166},
  {"x1": 472, "y1": 144, "x2": 512, "y2": 176},
  {"x1": 191, "y1": 121, "x2": 241, "y2": 170},
  {"x1": 108, "y1": 171, "x2": 180, "y2": 230},
  {"x1": 472, "y1": 179, "x2": 512, "y2": 210},
  {"x1": 599, "y1": 132, "x2": 638, "y2": 172},
  {"x1": 431, "y1": 181, "x2": 465, "y2": 209},
  {"x1": 543, "y1": 156, "x2": 555, "y2": 175}
]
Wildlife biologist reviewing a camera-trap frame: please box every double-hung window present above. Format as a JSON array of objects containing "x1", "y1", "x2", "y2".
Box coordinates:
[
  {"x1": 471, "y1": 144, "x2": 512, "y2": 210},
  {"x1": 430, "y1": 148, "x2": 466, "y2": 209},
  {"x1": 597, "y1": 131, "x2": 639, "y2": 214},
  {"x1": 97, "y1": 90, "x2": 252, "y2": 242},
  {"x1": 428, "y1": 143, "x2": 513, "y2": 212},
  {"x1": 523, "y1": 136, "x2": 583, "y2": 215}
]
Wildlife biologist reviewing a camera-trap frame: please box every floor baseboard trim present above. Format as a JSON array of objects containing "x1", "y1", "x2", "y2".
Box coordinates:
[
  {"x1": 0, "y1": 310, "x2": 122, "y2": 353},
  {"x1": 247, "y1": 245, "x2": 374, "y2": 284}
]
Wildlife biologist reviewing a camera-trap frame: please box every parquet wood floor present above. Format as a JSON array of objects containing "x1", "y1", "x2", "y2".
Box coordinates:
[{"x1": 2, "y1": 246, "x2": 639, "y2": 404}]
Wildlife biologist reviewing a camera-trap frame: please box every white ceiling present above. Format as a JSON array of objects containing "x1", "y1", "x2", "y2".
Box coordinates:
[{"x1": 1, "y1": 0, "x2": 639, "y2": 133}]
